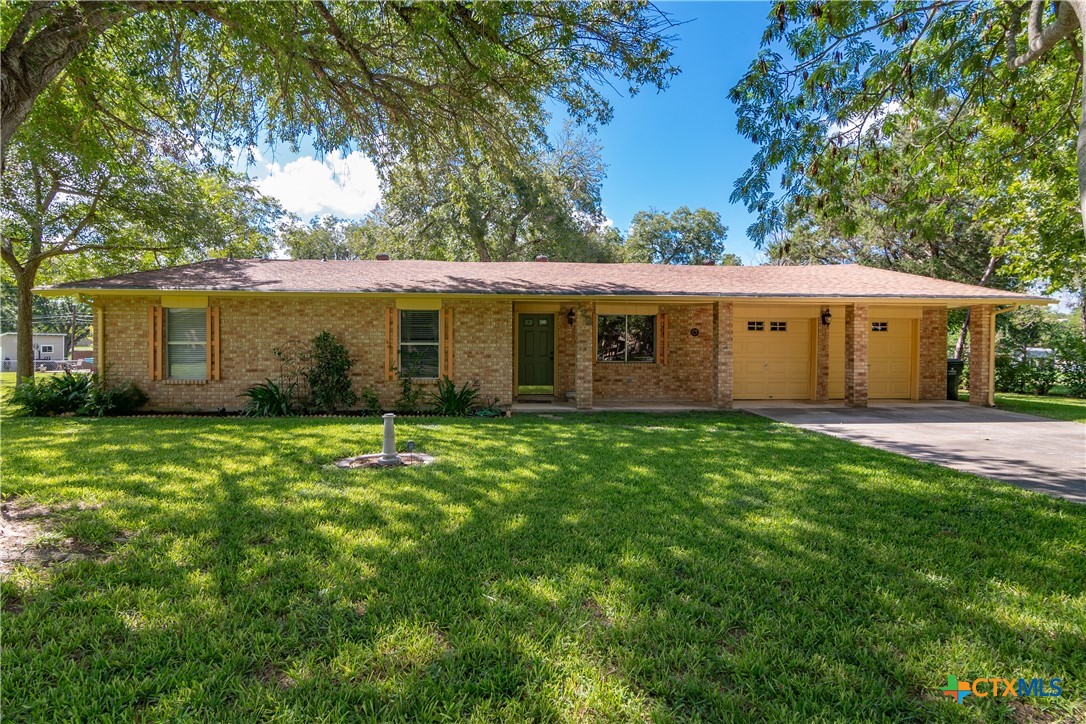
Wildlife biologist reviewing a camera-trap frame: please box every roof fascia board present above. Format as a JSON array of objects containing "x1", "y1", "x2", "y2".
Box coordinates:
[{"x1": 35, "y1": 287, "x2": 1052, "y2": 306}]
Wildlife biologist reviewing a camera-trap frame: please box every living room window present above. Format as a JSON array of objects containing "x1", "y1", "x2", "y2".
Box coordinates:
[
  {"x1": 166, "y1": 308, "x2": 207, "y2": 380},
  {"x1": 400, "y1": 309, "x2": 440, "y2": 377},
  {"x1": 597, "y1": 314, "x2": 656, "y2": 362}
]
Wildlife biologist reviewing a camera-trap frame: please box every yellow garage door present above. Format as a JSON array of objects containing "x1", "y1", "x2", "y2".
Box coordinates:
[
  {"x1": 733, "y1": 318, "x2": 812, "y2": 400},
  {"x1": 869, "y1": 319, "x2": 915, "y2": 399}
]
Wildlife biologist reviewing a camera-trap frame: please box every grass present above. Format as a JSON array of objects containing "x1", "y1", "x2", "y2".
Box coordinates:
[
  {"x1": 959, "y1": 391, "x2": 1086, "y2": 423},
  {"x1": 2, "y1": 413, "x2": 1083, "y2": 720}
]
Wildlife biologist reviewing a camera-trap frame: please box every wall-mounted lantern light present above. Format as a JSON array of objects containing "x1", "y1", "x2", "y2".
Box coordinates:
[
  {"x1": 820, "y1": 308, "x2": 832, "y2": 326},
  {"x1": 567, "y1": 308, "x2": 576, "y2": 326}
]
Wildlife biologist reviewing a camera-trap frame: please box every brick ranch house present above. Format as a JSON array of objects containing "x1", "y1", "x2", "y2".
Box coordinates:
[{"x1": 39, "y1": 259, "x2": 1049, "y2": 412}]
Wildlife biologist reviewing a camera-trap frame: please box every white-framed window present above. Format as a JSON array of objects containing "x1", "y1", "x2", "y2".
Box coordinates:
[
  {"x1": 400, "y1": 309, "x2": 440, "y2": 378},
  {"x1": 597, "y1": 314, "x2": 656, "y2": 362},
  {"x1": 39, "y1": 345, "x2": 54, "y2": 354},
  {"x1": 769, "y1": 321, "x2": 787, "y2": 332},
  {"x1": 166, "y1": 308, "x2": 207, "y2": 380},
  {"x1": 747, "y1": 321, "x2": 764, "y2": 331},
  {"x1": 871, "y1": 321, "x2": 889, "y2": 332}
]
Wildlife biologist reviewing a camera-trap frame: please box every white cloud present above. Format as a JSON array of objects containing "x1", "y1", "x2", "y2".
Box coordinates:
[
  {"x1": 827, "y1": 101, "x2": 903, "y2": 141},
  {"x1": 256, "y1": 150, "x2": 381, "y2": 219}
]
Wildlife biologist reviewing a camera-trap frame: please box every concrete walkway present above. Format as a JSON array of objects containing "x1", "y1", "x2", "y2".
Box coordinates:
[{"x1": 738, "y1": 401, "x2": 1086, "y2": 503}]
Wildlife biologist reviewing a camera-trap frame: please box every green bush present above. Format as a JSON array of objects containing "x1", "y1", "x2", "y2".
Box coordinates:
[
  {"x1": 1056, "y1": 338, "x2": 1086, "y2": 398},
  {"x1": 79, "y1": 378, "x2": 148, "y2": 417},
  {"x1": 358, "y1": 387, "x2": 382, "y2": 414},
  {"x1": 10, "y1": 372, "x2": 145, "y2": 417},
  {"x1": 994, "y1": 356, "x2": 1026, "y2": 393},
  {"x1": 1020, "y1": 358, "x2": 1059, "y2": 396},
  {"x1": 241, "y1": 379, "x2": 295, "y2": 417},
  {"x1": 394, "y1": 352, "x2": 426, "y2": 412},
  {"x1": 306, "y1": 331, "x2": 357, "y2": 413},
  {"x1": 429, "y1": 377, "x2": 479, "y2": 416}
]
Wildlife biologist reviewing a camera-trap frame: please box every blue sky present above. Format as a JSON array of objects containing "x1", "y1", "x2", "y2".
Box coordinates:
[{"x1": 248, "y1": 2, "x2": 773, "y2": 263}]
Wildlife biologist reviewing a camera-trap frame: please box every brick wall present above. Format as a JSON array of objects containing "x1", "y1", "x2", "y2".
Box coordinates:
[
  {"x1": 712, "y1": 302, "x2": 733, "y2": 408},
  {"x1": 845, "y1": 304, "x2": 869, "y2": 407},
  {"x1": 919, "y1": 306, "x2": 948, "y2": 400},
  {"x1": 592, "y1": 304, "x2": 715, "y2": 402},
  {"x1": 968, "y1": 304, "x2": 994, "y2": 407},
  {"x1": 98, "y1": 296, "x2": 513, "y2": 412},
  {"x1": 815, "y1": 318, "x2": 830, "y2": 401}
]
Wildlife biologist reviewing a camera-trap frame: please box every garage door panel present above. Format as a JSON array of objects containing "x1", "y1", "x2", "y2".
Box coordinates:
[
  {"x1": 733, "y1": 317, "x2": 812, "y2": 400},
  {"x1": 869, "y1": 320, "x2": 915, "y2": 399}
]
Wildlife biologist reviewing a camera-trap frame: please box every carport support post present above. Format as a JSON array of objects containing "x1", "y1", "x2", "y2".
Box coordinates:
[
  {"x1": 845, "y1": 304, "x2": 868, "y2": 407},
  {"x1": 574, "y1": 301, "x2": 594, "y2": 410},
  {"x1": 968, "y1": 305, "x2": 995, "y2": 407},
  {"x1": 712, "y1": 301, "x2": 733, "y2": 409}
]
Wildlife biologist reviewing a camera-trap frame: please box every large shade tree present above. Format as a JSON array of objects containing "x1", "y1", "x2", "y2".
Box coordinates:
[
  {"x1": 624, "y1": 206, "x2": 738, "y2": 265},
  {"x1": 729, "y1": 0, "x2": 1085, "y2": 332},
  {"x1": 2, "y1": 1, "x2": 677, "y2": 166},
  {"x1": 1, "y1": 1, "x2": 678, "y2": 381}
]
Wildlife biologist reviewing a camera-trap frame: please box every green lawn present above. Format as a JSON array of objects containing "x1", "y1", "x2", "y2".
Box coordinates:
[
  {"x1": 2, "y1": 413, "x2": 1083, "y2": 720},
  {"x1": 960, "y1": 391, "x2": 1086, "y2": 423}
]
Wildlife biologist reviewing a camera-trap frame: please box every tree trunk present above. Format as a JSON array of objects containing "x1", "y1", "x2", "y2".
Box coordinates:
[
  {"x1": 14, "y1": 268, "x2": 37, "y2": 384},
  {"x1": 953, "y1": 254, "x2": 1001, "y2": 358}
]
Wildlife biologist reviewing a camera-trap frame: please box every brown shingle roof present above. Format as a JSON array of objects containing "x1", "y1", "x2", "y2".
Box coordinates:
[{"x1": 40, "y1": 258, "x2": 1049, "y2": 302}]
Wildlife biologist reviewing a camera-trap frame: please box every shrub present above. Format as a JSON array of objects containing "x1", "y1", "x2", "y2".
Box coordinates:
[
  {"x1": 306, "y1": 331, "x2": 357, "y2": 413},
  {"x1": 1020, "y1": 359, "x2": 1059, "y2": 396},
  {"x1": 394, "y1": 352, "x2": 426, "y2": 412},
  {"x1": 10, "y1": 372, "x2": 145, "y2": 417},
  {"x1": 9, "y1": 376, "x2": 74, "y2": 415},
  {"x1": 79, "y1": 378, "x2": 148, "y2": 417},
  {"x1": 241, "y1": 379, "x2": 295, "y2": 417},
  {"x1": 1055, "y1": 338, "x2": 1086, "y2": 398},
  {"x1": 429, "y1": 377, "x2": 479, "y2": 416},
  {"x1": 358, "y1": 387, "x2": 382, "y2": 414},
  {"x1": 994, "y1": 356, "x2": 1026, "y2": 393}
]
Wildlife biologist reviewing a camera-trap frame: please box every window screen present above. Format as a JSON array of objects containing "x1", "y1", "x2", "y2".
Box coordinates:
[
  {"x1": 40, "y1": 345, "x2": 54, "y2": 354},
  {"x1": 166, "y1": 308, "x2": 207, "y2": 380},
  {"x1": 400, "y1": 309, "x2": 440, "y2": 377},
  {"x1": 597, "y1": 315, "x2": 656, "y2": 362}
]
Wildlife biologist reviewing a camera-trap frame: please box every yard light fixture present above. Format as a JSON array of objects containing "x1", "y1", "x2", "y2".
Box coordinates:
[
  {"x1": 820, "y1": 308, "x2": 832, "y2": 326},
  {"x1": 567, "y1": 308, "x2": 576, "y2": 326}
]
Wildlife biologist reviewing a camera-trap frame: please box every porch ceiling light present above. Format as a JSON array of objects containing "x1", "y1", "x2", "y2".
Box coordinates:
[{"x1": 821, "y1": 308, "x2": 832, "y2": 326}]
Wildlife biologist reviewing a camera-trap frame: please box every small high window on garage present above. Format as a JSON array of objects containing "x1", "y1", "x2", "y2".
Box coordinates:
[
  {"x1": 747, "y1": 321, "x2": 764, "y2": 331},
  {"x1": 871, "y1": 321, "x2": 889, "y2": 332},
  {"x1": 769, "y1": 321, "x2": 787, "y2": 332}
]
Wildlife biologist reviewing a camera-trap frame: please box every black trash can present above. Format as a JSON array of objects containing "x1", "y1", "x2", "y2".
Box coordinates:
[{"x1": 946, "y1": 358, "x2": 965, "y2": 400}]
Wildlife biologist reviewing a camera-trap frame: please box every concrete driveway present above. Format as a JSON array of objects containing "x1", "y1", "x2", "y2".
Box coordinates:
[{"x1": 737, "y1": 401, "x2": 1086, "y2": 503}]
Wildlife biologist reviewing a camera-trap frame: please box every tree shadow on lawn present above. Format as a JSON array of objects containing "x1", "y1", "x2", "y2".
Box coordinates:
[{"x1": 2, "y1": 413, "x2": 1083, "y2": 720}]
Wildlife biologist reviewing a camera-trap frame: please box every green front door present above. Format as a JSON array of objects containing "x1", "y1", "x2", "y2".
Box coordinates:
[{"x1": 518, "y1": 314, "x2": 554, "y2": 394}]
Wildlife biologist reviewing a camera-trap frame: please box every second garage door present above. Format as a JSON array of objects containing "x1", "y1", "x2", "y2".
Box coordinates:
[
  {"x1": 733, "y1": 317, "x2": 812, "y2": 400},
  {"x1": 869, "y1": 319, "x2": 915, "y2": 399}
]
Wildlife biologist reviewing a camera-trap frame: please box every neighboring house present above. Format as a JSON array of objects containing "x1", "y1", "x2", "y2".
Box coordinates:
[
  {"x1": 38, "y1": 259, "x2": 1049, "y2": 411},
  {"x1": 1023, "y1": 347, "x2": 1055, "y2": 361},
  {"x1": 0, "y1": 332, "x2": 68, "y2": 371}
]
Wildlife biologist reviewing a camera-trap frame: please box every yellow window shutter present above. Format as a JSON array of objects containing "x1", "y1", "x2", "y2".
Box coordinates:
[
  {"x1": 148, "y1": 305, "x2": 164, "y2": 380},
  {"x1": 207, "y1": 306, "x2": 221, "y2": 381},
  {"x1": 659, "y1": 313, "x2": 668, "y2": 365},
  {"x1": 441, "y1": 307, "x2": 454, "y2": 379},
  {"x1": 386, "y1": 307, "x2": 398, "y2": 379}
]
